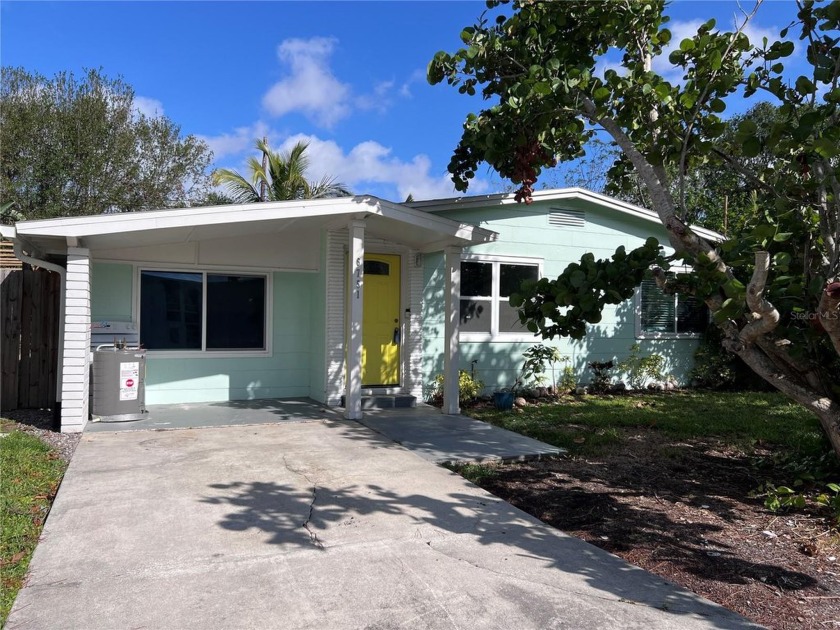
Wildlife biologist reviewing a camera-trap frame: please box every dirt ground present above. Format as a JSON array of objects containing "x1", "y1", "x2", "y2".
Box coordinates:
[{"x1": 469, "y1": 433, "x2": 840, "y2": 630}]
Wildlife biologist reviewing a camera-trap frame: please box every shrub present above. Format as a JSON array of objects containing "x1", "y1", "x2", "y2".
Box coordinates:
[
  {"x1": 691, "y1": 326, "x2": 771, "y2": 390},
  {"x1": 521, "y1": 344, "x2": 566, "y2": 394},
  {"x1": 752, "y1": 450, "x2": 840, "y2": 527},
  {"x1": 558, "y1": 365, "x2": 577, "y2": 394},
  {"x1": 618, "y1": 343, "x2": 665, "y2": 390},
  {"x1": 586, "y1": 360, "x2": 614, "y2": 393},
  {"x1": 429, "y1": 370, "x2": 484, "y2": 406}
]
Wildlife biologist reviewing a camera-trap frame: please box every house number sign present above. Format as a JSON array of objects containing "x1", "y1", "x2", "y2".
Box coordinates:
[{"x1": 354, "y1": 256, "x2": 362, "y2": 299}]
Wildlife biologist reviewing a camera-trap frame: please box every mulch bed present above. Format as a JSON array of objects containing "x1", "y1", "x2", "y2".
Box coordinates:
[{"x1": 470, "y1": 433, "x2": 840, "y2": 629}]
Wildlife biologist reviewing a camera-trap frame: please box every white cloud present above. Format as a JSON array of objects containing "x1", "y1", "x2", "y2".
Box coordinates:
[
  {"x1": 653, "y1": 19, "x2": 704, "y2": 80},
  {"x1": 657, "y1": 18, "x2": 791, "y2": 81},
  {"x1": 262, "y1": 37, "x2": 352, "y2": 127},
  {"x1": 261, "y1": 37, "x2": 419, "y2": 127},
  {"x1": 741, "y1": 22, "x2": 782, "y2": 50},
  {"x1": 355, "y1": 80, "x2": 395, "y2": 113},
  {"x1": 134, "y1": 96, "x2": 164, "y2": 118},
  {"x1": 593, "y1": 58, "x2": 627, "y2": 80},
  {"x1": 203, "y1": 121, "x2": 493, "y2": 202},
  {"x1": 398, "y1": 68, "x2": 427, "y2": 98},
  {"x1": 279, "y1": 133, "x2": 490, "y2": 201},
  {"x1": 198, "y1": 121, "x2": 272, "y2": 161}
]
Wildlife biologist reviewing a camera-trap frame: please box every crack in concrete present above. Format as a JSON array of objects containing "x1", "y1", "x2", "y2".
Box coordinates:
[
  {"x1": 282, "y1": 455, "x2": 324, "y2": 550},
  {"x1": 302, "y1": 485, "x2": 323, "y2": 549}
]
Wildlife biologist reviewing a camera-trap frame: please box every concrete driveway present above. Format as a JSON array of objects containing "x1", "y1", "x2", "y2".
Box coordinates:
[{"x1": 7, "y1": 419, "x2": 758, "y2": 629}]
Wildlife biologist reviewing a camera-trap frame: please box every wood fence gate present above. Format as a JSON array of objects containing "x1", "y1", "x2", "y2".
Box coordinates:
[{"x1": 1, "y1": 266, "x2": 61, "y2": 411}]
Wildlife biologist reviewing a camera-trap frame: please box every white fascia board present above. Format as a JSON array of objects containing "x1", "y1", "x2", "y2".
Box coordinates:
[
  {"x1": 0, "y1": 225, "x2": 16, "y2": 240},
  {"x1": 374, "y1": 198, "x2": 497, "y2": 244},
  {"x1": 14, "y1": 197, "x2": 380, "y2": 239},
  {"x1": 409, "y1": 187, "x2": 723, "y2": 242},
  {"x1": 12, "y1": 195, "x2": 498, "y2": 245}
]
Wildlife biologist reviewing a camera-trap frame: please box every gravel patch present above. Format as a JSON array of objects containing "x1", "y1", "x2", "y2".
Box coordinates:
[{"x1": 1, "y1": 409, "x2": 81, "y2": 463}]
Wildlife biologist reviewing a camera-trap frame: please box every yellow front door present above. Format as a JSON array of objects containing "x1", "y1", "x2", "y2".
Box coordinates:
[{"x1": 362, "y1": 254, "x2": 401, "y2": 386}]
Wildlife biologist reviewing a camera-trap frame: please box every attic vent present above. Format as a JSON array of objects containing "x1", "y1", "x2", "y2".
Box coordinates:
[{"x1": 549, "y1": 207, "x2": 586, "y2": 228}]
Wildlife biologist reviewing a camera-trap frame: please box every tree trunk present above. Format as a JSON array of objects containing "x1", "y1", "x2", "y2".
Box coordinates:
[
  {"x1": 735, "y1": 343, "x2": 840, "y2": 457},
  {"x1": 819, "y1": 280, "x2": 840, "y2": 355}
]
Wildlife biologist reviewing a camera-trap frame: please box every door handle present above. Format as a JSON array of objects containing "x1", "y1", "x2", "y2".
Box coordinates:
[{"x1": 393, "y1": 327, "x2": 400, "y2": 345}]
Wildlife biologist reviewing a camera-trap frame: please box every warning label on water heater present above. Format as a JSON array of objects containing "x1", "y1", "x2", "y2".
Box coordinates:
[{"x1": 119, "y1": 362, "x2": 139, "y2": 401}]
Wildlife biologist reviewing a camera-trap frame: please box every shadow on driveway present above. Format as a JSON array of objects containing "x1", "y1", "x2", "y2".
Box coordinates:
[{"x1": 9, "y1": 416, "x2": 760, "y2": 629}]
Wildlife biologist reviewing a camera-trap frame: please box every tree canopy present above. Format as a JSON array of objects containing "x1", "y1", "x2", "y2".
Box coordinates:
[
  {"x1": 430, "y1": 0, "x2": 840, "y2": 455},
  {"x1": 494, "y1": 105, "x2": 773, "y2": 236},
  {"x1": 212, "y1": 139, "x2": 351, "y2": 203},
  {"x1": 0, "y1": 67, "x2": 214, "y2": 219}
]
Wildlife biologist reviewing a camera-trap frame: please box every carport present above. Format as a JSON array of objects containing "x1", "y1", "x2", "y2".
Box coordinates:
[{"x1": 1, "y1": 195, "x2": 496, "y2": 433}]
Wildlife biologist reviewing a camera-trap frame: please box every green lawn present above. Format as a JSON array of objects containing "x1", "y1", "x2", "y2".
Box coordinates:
[
  {"x1": 467, "y1": 391, "x2": 827, "y2": 457},
  {"x1": 0, "y1": 427, "x2": 67, "y2": 627}
]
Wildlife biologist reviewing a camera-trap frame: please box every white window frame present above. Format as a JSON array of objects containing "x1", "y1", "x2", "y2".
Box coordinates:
[
  {"x1": 634, "y1": 273, "x2": 705, "y2": 340},
  {"x1": 459, "y1": 254, "x2": 542, "y2": 342},
  {"x1": 136, "y1": 265, "x2": 273, "y2": 358}
]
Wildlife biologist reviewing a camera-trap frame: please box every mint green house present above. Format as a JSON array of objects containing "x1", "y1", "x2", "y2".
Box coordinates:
[
  {"x1": 1, "y1": 188, "x2": 716, "y2": 432},
  {"x1": 415, "y1": 189, "x2": 717, "y2": 392}
]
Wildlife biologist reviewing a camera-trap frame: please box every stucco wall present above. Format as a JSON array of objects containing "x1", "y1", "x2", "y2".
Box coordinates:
[{"x1": 422, "y1": 199, "x2": 700, "y2": 395}]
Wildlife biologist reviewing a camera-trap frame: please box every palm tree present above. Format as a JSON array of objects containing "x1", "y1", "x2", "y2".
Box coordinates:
[{"x1": 211, "y1": 139, "x2": 351, "y2": 203}]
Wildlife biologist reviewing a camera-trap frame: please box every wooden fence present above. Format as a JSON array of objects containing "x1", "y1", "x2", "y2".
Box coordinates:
[{"x1": 1, "y1": 266, "x2": 61, "y2": 411}]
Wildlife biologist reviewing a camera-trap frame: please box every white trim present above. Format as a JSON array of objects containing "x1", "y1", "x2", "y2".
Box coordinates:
[
  {"x1": 60, "y1": 248, "x2": 91, "y2": 432},
  {"x1": 357, "y1": 236, "x2": 414, "y2": 392},
  {"x1": 461, "y1": 253, "x2": 542, "y2": 264},
  {"x1": 459, "y1": 254, "x2": 542, "y2": 342},
  {"x1": 360, "y1": 249, "x2": 406, "y2": 389},
  {"x1": 409, "y1": 187, "x2": 722, "y2": 242},
  {"x1": 325, "y1": 230, "x2": 346, "y2": 406},
  {"x1": 345, "y1": 221, "x2": 365, "y2": 419},
  {"x1": 95, "y1": 257, "x2": 318, "y2": 273},
  {"x1": 14, "y1": 195, "x2": 497, "y2": 246},
  {"x1": 135, "y1": 265, "x2": 273, "y2": 358},
  {"x1": 405, "y1": 249, "x2": 424, "y2": 400},
  {"x1": 443, "y1": 247, "x2": 462, "y2": 415}
]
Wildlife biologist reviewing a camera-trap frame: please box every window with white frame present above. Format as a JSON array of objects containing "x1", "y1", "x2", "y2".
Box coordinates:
[
  {"x1": 140, "y1": 270, "x2": 267, "y2": 351},
  {"x1": 459, "y1": 257, "x2": 540, "y2": 339},
  {"x1": 637, "y1": 278, "x2": 707, "y2": 337}
]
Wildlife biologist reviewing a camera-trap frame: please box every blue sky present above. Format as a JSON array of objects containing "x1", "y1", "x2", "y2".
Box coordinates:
[{"x1": 1, "y1": 1, "x2": 805, "y2": 202}]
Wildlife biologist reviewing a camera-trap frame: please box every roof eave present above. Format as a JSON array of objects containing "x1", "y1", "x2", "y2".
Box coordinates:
[
  {"x1": 409, "y1": 187, "x2": 723, "y2": 242},
  {"x1": 10, "y1": 195, "x2": 498, "y2": 250},
  {"x1": 14, "y1": 196, "x2": 380, "y2": 239}
]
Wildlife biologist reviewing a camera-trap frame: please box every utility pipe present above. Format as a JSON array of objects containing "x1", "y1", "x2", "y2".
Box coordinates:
[{"x1": 13, "y1": 239, "x2": 66, "y2": 430}]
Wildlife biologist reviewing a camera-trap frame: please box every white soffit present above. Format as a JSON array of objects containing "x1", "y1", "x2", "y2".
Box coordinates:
[{"x1": 12, "y1": 195, "x2": 497, "y2": 252}]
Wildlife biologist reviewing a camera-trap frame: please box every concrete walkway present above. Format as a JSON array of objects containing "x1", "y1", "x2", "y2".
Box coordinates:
[
  {"x1": 358, "y1": 405, "x2": 563, "y2": 464},
  {"x1": 85, "y1": 397, "x2": 346, "y2": 433},
  {"x1": 87, "y1": 399, "x2": 563, "y2": 465},
  {"x1": 8, "y1": 420, "x2": 758, "y2": 629}
]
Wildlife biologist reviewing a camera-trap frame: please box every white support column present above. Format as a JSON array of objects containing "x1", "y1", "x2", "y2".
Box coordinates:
[
  {"x1": 61, "y1": 247, "x2": 92, "y2": 433},
  {"x1": 344, "y1": 221, "x2": 365, "y2": 420},
  {"x1": 325, "y1": 230, "x2": 347, "y2": 406},
  {"x1": 443, "y1": 246, "x2": 462, "y2": 415}
]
